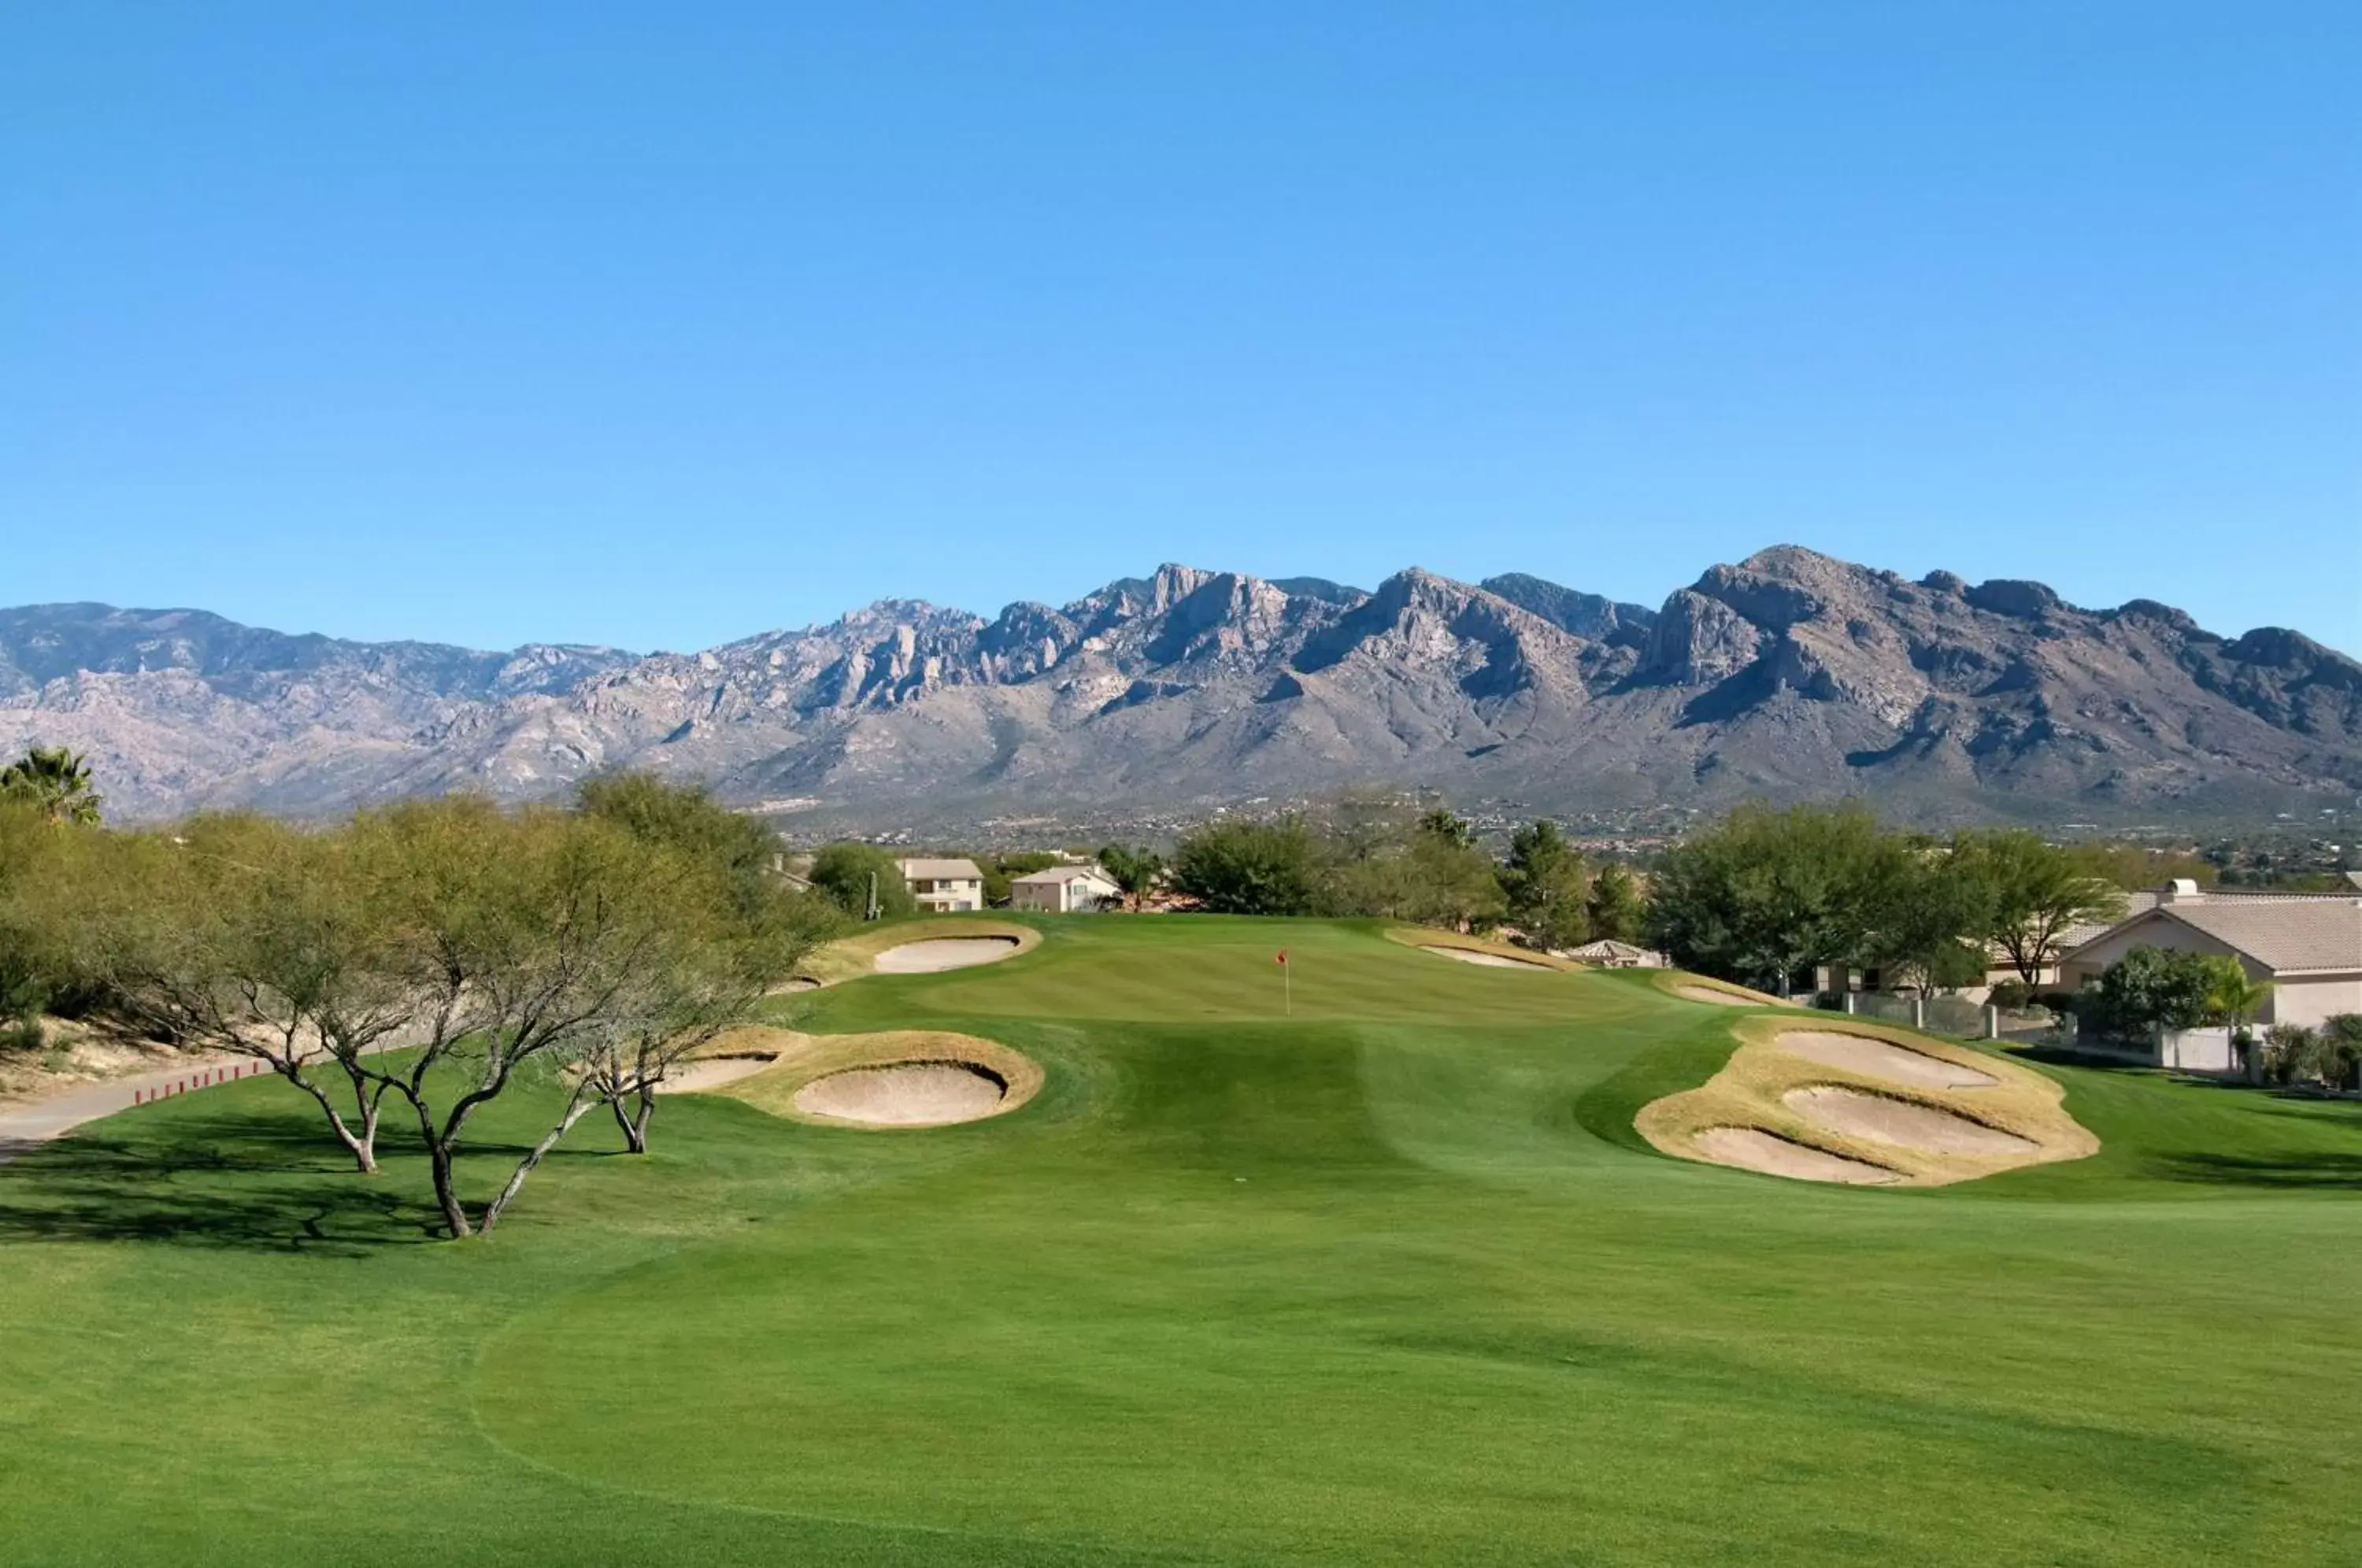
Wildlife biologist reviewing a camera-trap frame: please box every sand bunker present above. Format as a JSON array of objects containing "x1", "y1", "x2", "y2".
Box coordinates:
[
  {"x1": 1783, "y1": 1085, "x2": 2037, "y2": 1157},
  {"x1": 1635, "y1": 1014, "x2": 2097, "y2": 1187},
  {"x1": 657, "y1": 1056, "x2": 778, "y2": 1094},
  {"x1": 1421, "y1": 945, "x2": 1550, "y2": 970},
  {"x1": 1672, "y1": 982, "x2": 1783, "y2": 1008},
  {"x1": 1691, "y1": 1126, "x2": 1898, "y2": 1185},
  {"x1": 873, "y1": 936, "x2": 1024, "y2": 974},
  {"x1": 792, "y1": 1061, "x2": 1010, "y2": 1126},
  {"x1": 1772, "y1": 1030, "x2": 1997, "y2": 1089}
]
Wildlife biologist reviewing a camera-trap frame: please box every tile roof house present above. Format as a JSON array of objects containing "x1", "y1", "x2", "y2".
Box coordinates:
[
  {"x1": 1009, "y1": 864, "x2": 1121, "y2": 913},
  {"x1": 2058, "y1": 882, "x2": 2362, "y2": 1028},
  {"x1": 1564, "y1": 938, "x2": 1665, "y2": 968},
  {"x1": 897, "y1": 857, "x2": 987, "y2": 913}
]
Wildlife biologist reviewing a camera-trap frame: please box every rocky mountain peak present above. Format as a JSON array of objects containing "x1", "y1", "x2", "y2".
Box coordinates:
[{"x1": 4, "y1": 549, "x2": 2354, "y2": 824}]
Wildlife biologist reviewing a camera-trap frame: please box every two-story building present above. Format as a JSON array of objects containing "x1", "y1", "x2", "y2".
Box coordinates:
[
  {"x1": 1010, "y1": 864, "x2": 1121, "y2": 913},
  {"x1": 897, "y1": 857, "x2": 987, "y2": 913}
]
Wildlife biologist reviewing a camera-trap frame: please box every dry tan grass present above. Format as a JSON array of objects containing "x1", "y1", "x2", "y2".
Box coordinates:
[
  {"x1": 789, "y1": 919, "x2": 1042, "y2": 989},
  {"x1": 1637, "y1": 1014, "x2": 2097, "y2": 1187},
  {"x1": 1381, "y1": 928, "x2": 1575, "y2": 971},
  {"x1": 702, "y1": 1026, "x2": 1043, "y2": 1130}
]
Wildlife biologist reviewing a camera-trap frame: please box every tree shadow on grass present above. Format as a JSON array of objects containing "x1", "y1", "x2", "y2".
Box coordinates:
[
  {"x1": 2155, "y1": 1150, "x2": 2362, "y2": 1190},
  {"x1": 0, "y1": 1113, "x2": 450, "y2": 1253}
]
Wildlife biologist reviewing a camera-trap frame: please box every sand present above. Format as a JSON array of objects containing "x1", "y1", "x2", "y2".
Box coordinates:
[
  {"x1": 1771, "y1": 1030, "x2": 1998, "y2": 1089},
  {"x1": 656, "y1": 1056, "x2": 779, "y2": 1094},
  {"x1": 873, "y1": 937, "x2": 1024, "y2": 974},
  {"x1": 1691, "y1": 1126, "x2": 1899, "y2": 1185},
  {"x1": 1421, "y1": 945, "x2": 1549, "y2": 970},
  {"x1": 1672, "y1": 983, "x2": 1775, "y2": 1007},
  {"x1": 792, "y1": 1062, "x2": 1010, "y2": 1126},
  {"x1": 1783, "y1": 1085, "x2": 2038, "y2": 1157}
]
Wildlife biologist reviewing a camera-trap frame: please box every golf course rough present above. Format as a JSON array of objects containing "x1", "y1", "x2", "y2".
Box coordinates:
[
  {"x1": 1637, "y1": 1015, "x2": 2097, "y2": 1185},
  {"x1": 6, "y1": 913, "x2": 2361, "y2": 1567}
]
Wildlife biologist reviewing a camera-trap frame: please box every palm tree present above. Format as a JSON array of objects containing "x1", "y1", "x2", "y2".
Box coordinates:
[
  {"x1": 2203, "y1": 960, "x2": 2274, "y2": 1082},
  {"x1": 0, "y1": 746, "x2": 103, "y2": 826}
]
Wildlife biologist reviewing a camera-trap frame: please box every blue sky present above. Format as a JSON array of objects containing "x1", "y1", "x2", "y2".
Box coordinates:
[{"x1": 4, "y1": 3, "x2": 2356, "y2": 654}]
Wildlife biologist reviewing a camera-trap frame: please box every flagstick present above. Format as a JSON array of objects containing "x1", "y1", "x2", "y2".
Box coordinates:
[{"x1": 1285, "y1": 960, "x2": 1291, "y2": 1016}]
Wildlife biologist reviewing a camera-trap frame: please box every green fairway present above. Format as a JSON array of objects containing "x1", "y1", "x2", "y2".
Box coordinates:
[{"x1": 2, "y1": 915, "x2": 2359, "y2": 1566}]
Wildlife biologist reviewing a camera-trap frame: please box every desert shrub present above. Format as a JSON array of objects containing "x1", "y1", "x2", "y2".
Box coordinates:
[
  {"x1": 1987, "y1": 979, "x2": 2035, "y2": 1011},
  {"x1": 2260, "y1": 1024, "x2": 2319, "y2": 1086}
]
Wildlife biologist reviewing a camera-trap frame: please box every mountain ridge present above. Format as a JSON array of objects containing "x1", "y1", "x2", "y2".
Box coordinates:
[{"x1": 4, "y1": 547, "x2": 2356, "y2": 828}]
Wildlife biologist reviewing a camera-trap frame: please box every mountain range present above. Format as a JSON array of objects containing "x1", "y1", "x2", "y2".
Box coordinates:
[{"x1": 5, "y1": 546, "x2": 2358, "y2": 830}]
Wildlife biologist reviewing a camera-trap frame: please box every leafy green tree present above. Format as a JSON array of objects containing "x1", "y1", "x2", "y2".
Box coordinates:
[
  {"x1": 1861, "y1": 849, "x2": 1993, "y2": 994},
  {"x1": 2086, "y1": 946, "x2": 2220, "y2": 1041},
  {"x1": 1, "y1": 746, "x2": 102, "y2": 826},
  {"x1": 1583, "y1": 864, "x2": 1646, "y2": 945},
  {"x1": 808, "y1": 842, "x2": 916, "y2": 919},
  {"x1": 1501, "y1": 821, "x2": 1588, "y2": 949},
  {"x1": 1170, "y1": 817, "x2": 1322, "y2": 915},
  {"x1": 1953, "y1": 830, "x2": 2127, "y2": 987},
  {"x1": 980, "y1": 851, "x2": 1061, "y2": 907},
  {"x1": 1646, "y1": 802, "x2": 1912, "y2": 994},
  {"x1": 576, "y1": 773, "x2": 785, "y2": 918},
  {"x1": 1418, "y1": 808, "x2": 1475, "y2": 849},
  {"x1": 1097, "y1": 843, "x2": 1166, "y2": 911},
  {"x1": 1398, "y1": 819, "x2": 1507, "y2": 932}
]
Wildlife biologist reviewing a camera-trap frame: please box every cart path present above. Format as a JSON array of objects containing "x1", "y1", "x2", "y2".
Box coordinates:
[{"x1": 0, "y1": 1054, "x2": 265, "y2": 1167}]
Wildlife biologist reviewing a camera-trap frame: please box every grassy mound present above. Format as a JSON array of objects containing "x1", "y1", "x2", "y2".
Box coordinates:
[{"x1": 1, "y1": 915, "x2": 2358, "y2": 1566}]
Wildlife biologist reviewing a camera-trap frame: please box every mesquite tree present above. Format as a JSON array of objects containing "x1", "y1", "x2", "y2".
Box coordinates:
[
  {"x1": 1951, "y1": 829, "x2": 2127, "y2": 987},
  {"x1": 574, "y1": 775, "x2": 835, "y2": 1152},
  {"x1": 337, "y1": 798, "x2": 690, "y2": 1237},
  {"x1": 94, "y1": 815, "x2": 413, "y2": 1173}
]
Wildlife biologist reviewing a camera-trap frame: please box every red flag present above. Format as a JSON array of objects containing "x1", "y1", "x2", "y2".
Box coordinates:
[{"x1": 1275, "y1": 949, "x2": 1288, "y2": 965}]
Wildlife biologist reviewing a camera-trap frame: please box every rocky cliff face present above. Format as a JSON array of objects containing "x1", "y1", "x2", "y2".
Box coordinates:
[{"x1": 4, "y1": 549, "x2": 2356, "y2": 825}]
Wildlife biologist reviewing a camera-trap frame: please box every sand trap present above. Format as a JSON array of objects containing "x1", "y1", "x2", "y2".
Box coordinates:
[
  {"x1": 873, "y1": 937, "x2": 1024, "y2": 974},
  {"x1": 1783, "y1": 1085, "x2": 2037, "y2": 1157},
  {"x1": 792, "y1": 1061, "x2": 1011, "y2": 1126},
  {"x1": 1772, "y1": 1030, "x2": 1997, "y2": 1089},
  {"x1": 1692, "y1": 1126, "x2": 1899, "y2": 1185},
  {"x1": 778, "y1": 977, "x2": 822, "y2": 993},
  {"x1": 657, "y1": 1056, "x2": 778, "y2": 1093},
  {"x1": 1422, "y1": 945, "x2": 1550, "y2": 970}
]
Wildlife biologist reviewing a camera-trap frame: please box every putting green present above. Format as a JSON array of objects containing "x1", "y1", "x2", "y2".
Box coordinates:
[{"x1": 3, "y1": 915, "x2": 2360, "y2": 1566}]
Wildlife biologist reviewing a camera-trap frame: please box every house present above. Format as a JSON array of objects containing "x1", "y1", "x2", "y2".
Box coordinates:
[
  {"x1": 2057, "y1": 881, "x2": 2362, "y2": 1028},
  {"x1": 1564, "y1": 938, "x2": 1665, "y2": 969},
  {"x1": 1010, "y1": 864, "x2": 1121, "y2": 913},
  {"x1": 897, "y1": 857, "x2": 987, "y2": 913}
]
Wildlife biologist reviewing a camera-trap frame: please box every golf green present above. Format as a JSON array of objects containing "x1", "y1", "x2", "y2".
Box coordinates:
[{"x1": 2, "y1": 915, "x2": 2357, "y2": 1566}]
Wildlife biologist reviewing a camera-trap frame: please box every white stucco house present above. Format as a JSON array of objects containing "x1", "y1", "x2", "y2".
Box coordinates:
[
  {"x1": 898, "y1": 857, "x2": 987, "y2": 913},
  {"x1": 2057, "y1": 882, "x2": 2362, "y2": 1029},
  {"x1": 1010, "y1": 864, "x2": 1121, "y2": 913}
]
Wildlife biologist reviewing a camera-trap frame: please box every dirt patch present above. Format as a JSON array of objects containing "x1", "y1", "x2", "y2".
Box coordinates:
[
  {"x1": 873, "y1": 936, "x2": 1024, "y2": 974},
  {"x1": 793, "y1": 1062, "x2": 1009, "y2": 1126},
  {"x1": 1421, "y1": 945, "x2": 1550, "y2": 971},
  {"x1": 1692, "y1": 1126, "x2": 1900, "y2": 1185},
  {"x1": 1783, "y1": 1085, "x2": 2037, "y2": 1156},
  {"x1": 1772, "y1": 1030, "x2": 1998, "y2": 1089}
]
